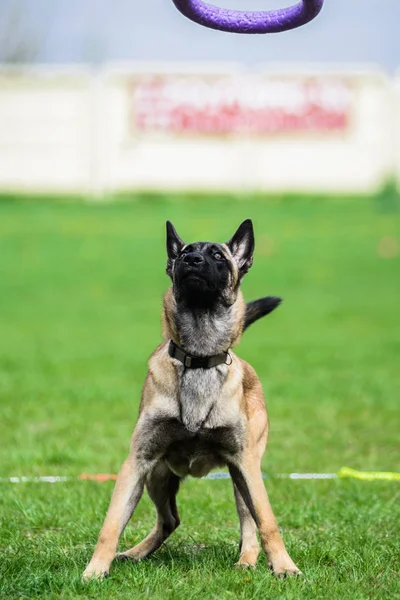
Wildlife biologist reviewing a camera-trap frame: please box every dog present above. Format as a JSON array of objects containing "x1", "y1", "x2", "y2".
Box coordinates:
[{"x1": 83, "y1": 219, "x2": 300, "y2": 580}]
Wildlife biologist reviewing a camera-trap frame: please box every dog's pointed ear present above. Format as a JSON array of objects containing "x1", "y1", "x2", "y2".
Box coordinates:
[
  {"x1": 227, "y1": 219, "x2": 255, "y2": 278},
  {"x1": 166, "y1": 221, "x2": 185, "y2": 278}
]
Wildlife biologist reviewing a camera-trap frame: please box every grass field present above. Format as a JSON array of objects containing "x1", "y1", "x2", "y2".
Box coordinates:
[{"x1": 0, "y1": 193, "x2": 399, "y2": 599}]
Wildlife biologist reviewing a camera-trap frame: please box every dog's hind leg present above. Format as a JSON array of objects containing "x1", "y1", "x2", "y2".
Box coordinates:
[
  {"x1": 233, "y1": 484, "x2": 260, "y2": 568},
  {"x1": 118, "y1": 462, "x2": 181, "y2": 561}
]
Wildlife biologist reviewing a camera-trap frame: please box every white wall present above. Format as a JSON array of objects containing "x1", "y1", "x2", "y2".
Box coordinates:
[
  {"x1": 395, "y1": 71, "x2": 400, "y2": 192},
  {"x1": 0, "y1": 63, "x2": 397, "y2": 196},
  {"x1": 0, "y1": 66, "x2": 93, "y2": 193}
]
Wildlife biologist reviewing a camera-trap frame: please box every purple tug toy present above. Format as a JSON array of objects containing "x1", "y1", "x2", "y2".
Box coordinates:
[{"x1": 171, "y1": 0, "x2": 324, "y2": 34}]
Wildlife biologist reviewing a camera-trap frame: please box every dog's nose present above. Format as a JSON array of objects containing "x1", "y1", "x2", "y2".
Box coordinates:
[{"x1": 183, "y1": 252, "x2": 204, "y2": 267}]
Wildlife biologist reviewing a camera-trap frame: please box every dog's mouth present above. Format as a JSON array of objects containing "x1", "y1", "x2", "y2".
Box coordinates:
[
  {"x1": 182, "y1": 272, "x2": 207, "y2": 282},
  {"x1": 181, "y1": 271, "x2": 217, "y2": 290},
  {"x1": 175, "y1": 270, "x2": 218, "y2": 300}
]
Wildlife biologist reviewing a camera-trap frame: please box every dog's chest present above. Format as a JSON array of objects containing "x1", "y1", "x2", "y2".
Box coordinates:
[
  {"x1": 178, "y1": 368, "x2": 225, "y2": 433},
  {"x1": 164, "y1": 423, "x2": 244, "y2": 479}
]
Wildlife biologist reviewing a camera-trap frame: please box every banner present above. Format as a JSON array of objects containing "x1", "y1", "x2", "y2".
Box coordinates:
[{"x1": 131, "y1": 75, "x2": 353, "y2": 135}]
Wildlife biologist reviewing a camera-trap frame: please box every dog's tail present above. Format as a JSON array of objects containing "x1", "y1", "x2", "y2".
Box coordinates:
[{"x1": 244, "y1": 296, "x2": 282, "y2": 332}]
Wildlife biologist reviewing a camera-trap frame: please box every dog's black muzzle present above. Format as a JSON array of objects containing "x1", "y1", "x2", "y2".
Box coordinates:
[
  {"x1": 175, "y1": 253, "x2": 212, "y2": 288},
  {"x1": 182, "y1": 252, "x2": 204, "y2": 268},
  {"x1": 174, "y1": 250, "x2": 228, "y2": 308}
]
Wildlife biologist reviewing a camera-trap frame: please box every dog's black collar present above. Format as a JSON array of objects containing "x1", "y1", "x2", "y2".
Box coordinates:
[{"x1": 168, "y1": 340, "x2": 232, "y2": 369}]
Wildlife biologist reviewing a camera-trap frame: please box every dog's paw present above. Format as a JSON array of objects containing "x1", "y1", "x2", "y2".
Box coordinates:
[
  {"x1": 234, "y1": 549, "x2": 259, "y2": 569},
  {"x1": 275, "y1": 567, "x2": 302, "y2": 578},
  {"x1": 234, "y1": 560, "x2": 256, "y2": 569},
  {"x1": 82, "y1": 564, "x2": 109, "y2": 581},
  {"x1": 116, "y1": 552, "x2": 138, "y2": 562},
  {"x1": 269, "y1": 555, "x2": 302, "y2": 578}
]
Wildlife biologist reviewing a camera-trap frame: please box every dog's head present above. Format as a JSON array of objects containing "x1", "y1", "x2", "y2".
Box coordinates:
[{"x1": 166, "y1": 220, "x2": 254, "y2": 308}]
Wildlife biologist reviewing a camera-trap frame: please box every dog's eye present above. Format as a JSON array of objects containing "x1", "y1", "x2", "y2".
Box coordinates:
[{"x1": 214, "y1": 252, "x2": 223, "y2": 261}]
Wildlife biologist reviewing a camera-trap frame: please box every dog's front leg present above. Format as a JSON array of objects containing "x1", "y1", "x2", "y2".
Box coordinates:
[
  {"x1": 83, "y1": 453, "x2": 147, "y2": 580},
  {"x1": 229, "y1": 458, "x2": 301, "y2": 577}
]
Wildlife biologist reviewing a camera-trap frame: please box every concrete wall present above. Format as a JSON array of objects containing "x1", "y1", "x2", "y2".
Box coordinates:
[
  {"x1": 395, "y1": 71, "x2": 400, "y2": 192},
  {"x1": 0, "y1": 63, "x2": 397, "y2": 196},
  {"x1": 0, "y1": 66, "x2": 95, "y2": 193}
]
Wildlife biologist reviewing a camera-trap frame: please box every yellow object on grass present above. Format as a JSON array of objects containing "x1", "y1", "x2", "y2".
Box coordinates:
[{"x1": 339, "y1": 467, "x2": 400, "y2": 481}]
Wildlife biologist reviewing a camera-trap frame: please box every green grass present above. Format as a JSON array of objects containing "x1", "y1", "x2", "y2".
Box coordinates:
[{"x1": 0, "y1": 193, "x2": 399, "y2": 599}]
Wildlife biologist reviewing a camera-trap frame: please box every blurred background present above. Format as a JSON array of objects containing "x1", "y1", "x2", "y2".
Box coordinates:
[{"x1": 0, "y1": 0, "x2": 399, "y2": 196}]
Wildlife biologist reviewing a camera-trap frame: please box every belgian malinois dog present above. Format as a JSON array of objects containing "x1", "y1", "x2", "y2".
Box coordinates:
[{"x1": 83, "y1": 219, "x2": 300, "y2": 580}]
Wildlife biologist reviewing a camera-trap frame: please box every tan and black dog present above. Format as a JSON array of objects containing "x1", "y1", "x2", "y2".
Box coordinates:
[{"x1": 83, "y1": 219, "x2": 300, "y2": 580}]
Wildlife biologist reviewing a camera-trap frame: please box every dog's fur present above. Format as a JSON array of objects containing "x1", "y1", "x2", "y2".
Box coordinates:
[{"x1": 83, "y1": 219, "x2": 300, "y2": 580}]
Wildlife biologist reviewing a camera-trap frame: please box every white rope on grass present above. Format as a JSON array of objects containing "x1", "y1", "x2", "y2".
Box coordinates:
[
  {"x1": 7, "y1": 476, "x2": 71, "y2": 483},
  {"x1": 1, "y1": 473, "x2": 336, "y2": 483},
  {"x1": 285, "y1": 473, "x2": 338, "y2": 480},
  {"x1": 1, "y1": 468, "x2": 399, "y2": 484},
  {"x1": 206, "y1": 472, "x2": 339, "y2": 480}
]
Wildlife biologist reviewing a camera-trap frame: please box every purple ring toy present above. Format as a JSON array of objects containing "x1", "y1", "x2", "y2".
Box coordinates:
[{"x1": 171, "y1": 0, "x2": 324, "y2": 34}]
